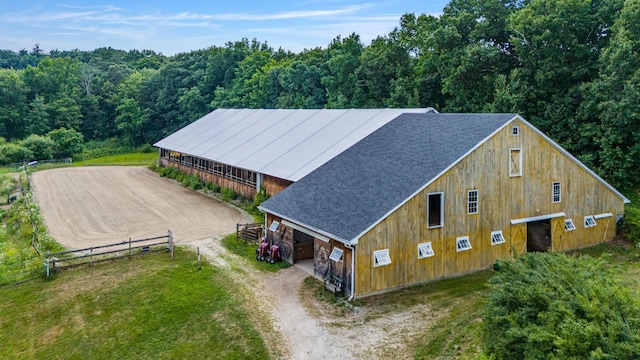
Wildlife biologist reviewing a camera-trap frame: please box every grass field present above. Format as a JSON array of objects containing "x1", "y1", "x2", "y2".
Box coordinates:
[
  {"x1": 2, "y1": 240, "x2": 638, "y2": 359},
  {"x1": 0, "y1": 248, "x2": 269, "y2": 360},
  {"x1": 0, "y1": 152, "x2": 157, "y2": 174},
  {"x1": 73, "y1": 152, "x2": 156, "y2": 166}
]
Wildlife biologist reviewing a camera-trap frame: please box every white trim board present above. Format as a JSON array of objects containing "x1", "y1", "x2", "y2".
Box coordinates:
[
  {"x1": 281, "y1": 219, "x2": 330, "y2": 243},
  {"x1": 594, "y1": 213, "x2": 613, "y2": 219},
  {"x1": 510, "y1": 212, "x2": 566, "y2": 225}
]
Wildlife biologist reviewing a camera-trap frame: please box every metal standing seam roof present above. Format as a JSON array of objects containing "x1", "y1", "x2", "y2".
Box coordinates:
[{"x1": 153, "y1": 108, "x2": 430, "y2": 182}]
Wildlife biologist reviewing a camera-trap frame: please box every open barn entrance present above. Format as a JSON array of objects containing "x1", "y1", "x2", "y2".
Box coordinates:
[
  {"x1": 526, "y1": 219, "x2": 552, "y2": 252},
  {"x1": 293, "y1": 229, "x2": 314, "y2": 262}
]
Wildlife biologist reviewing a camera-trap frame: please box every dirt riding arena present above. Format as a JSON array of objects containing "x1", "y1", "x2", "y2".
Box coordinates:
[{"x1": 31, "y1": 166, "x2": 251, "y2": 249}]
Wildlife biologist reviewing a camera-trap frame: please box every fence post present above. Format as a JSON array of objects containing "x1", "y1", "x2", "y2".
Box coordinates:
[
  {"x1": 168, "y1": 230, "x2": 174, "y2": 259},
  {"x1": 197, "y1": 247, "x2": 201, "y2": 270},
  {"x1": 129, "y1": 237, "x2": 132, "y2": 258},
  {"x1": 90, "y1": 248, "x2": 93, "y2": 264},
  {"x1": 46, "y1": 252, "x2": 49, "y2": 278}
]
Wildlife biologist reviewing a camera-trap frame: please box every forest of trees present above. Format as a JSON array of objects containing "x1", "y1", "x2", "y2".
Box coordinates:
[{"x1": 1, "y1": 0, "x2": 639, "y2": 190}]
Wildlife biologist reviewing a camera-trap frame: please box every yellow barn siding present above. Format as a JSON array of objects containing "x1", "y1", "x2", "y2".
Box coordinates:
[{"x1": 354, "y1": 119, "x2": 625, "y2": 297}]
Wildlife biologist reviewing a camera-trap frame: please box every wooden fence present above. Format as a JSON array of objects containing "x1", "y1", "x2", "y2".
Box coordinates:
[
  {"x1": 45, "y1": 230, "x2": 174, "y2": 277},
  {"x1": 236, "y1": 223, "x2": 264, "y2": 242}
]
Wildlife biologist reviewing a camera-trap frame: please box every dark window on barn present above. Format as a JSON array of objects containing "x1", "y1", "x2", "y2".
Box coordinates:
[
  {"x1": 552, "y1": 182, "x2": 561, "y2": 203},
  {"x1": 468, "y1": 190, "x2": 478, "y2": 214},
  {"x1": 427, "y1": 192, "x2": 444, "y2": 228}
]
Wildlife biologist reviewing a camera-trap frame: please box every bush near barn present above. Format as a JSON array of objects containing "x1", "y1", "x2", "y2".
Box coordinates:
[{"x1": 483, "y1": 252, "x2": 640, "y2": 359}]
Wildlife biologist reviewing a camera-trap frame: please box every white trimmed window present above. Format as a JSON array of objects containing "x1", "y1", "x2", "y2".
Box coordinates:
[
  {"x1": 584, "y1": 215, "x2": 597, "y2": 228},
  {"x1": 552, "y1": 182, "x2": 561, "y2": 203},
  {"x1": 456, "y1": 236, "x2": 472, "y2": 252},
  {"x1": 427, "y1": 192, "x2": 444, "y2": 228},
  {"x1": 329, "y1": 247, "x2": 343, "y2": 262},
  {"x1": 468, "y1": 190, "x2": 478, "y2": 214},
  {"x1": 418, "y1": 242, "x2": 435, "y2": 259},
  {"x1": 268, "y1": 221, "x2": 280, "y2": 232},
  {"x1": 509, "y1": 149, "x2": 522, "y2": 177},
  {"x1": 565, "y1": 219, "x2": 576, "y2": 231},
  {"x1": 512, "y1": 125, "x2": 519, "y2": 136},
  {"x1": 374, "y1": 249, "x2": 392, "y2": 267},
  {"x1": 491, "y1": 231, "x2": 506, "y2": 245}
]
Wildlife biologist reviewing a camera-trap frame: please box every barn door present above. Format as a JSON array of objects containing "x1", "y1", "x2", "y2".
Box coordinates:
[
  {"x1": 526, "y1": 220, "x2": 551, "y2": 252},
  {"x1": 510, "y1": 224, "x2": 527, "y2": 257},
  {"x1": 293, "y1": 229, "x2": 314, "y2": 261},
  {"x1": 550, "y1": 218, "x2": 564, "y2": 251}
]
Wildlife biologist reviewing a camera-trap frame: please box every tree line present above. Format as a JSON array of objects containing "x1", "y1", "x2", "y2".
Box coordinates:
[{"x1": 0, "y1": 0, "x2": 639, "y2": 189}]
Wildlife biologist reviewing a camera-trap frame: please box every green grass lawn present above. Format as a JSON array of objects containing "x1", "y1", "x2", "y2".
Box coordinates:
[
  {"x1": 74, "y1": 152, "x2": 156, "y2": 166},
  {"x1": 0, "y1": 152, "x2": 157, "y2": 174},
  {"x1": 0, "y1": 247, "x2": 269, "y2": 360}
]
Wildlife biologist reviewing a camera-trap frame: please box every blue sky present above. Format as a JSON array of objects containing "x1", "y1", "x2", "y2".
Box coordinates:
[{"x1": 0, "y1": 1, "x2": 447, "y2": 55}]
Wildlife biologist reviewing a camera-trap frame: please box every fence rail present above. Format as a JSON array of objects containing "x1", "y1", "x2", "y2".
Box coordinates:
[
  {"x1": 236, "y1": 223, "x2": 264, "y2": 242},
  {"x1": 45, "y1": 230, "x2": 174, "y2": 277}
]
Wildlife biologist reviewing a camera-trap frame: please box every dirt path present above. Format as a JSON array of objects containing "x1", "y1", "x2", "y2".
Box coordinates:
[
  {"x1": 32, "y1": 166, "x2": 438, "y2": 359},
  {"x1": 192, "y1": 237, "x2": 441, "y2": 359}
]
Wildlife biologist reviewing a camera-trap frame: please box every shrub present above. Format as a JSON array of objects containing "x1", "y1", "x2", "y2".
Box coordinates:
[
  {"x1": 248, "y1": 187, "x2": 269, "y2": 215},
  {"x1": 137, "y1": 143, "x2": 155, "y2": 153},
  {"x1": 179, "y1": 174, "x2": 190, "y2": 186},
  {"x1": 189, "y1": 174, "x2": 203, "y2": 190},
  {"x1": 148, "y1": 158, "x2": 158, "y2": 172},
  {"x1": 0, "y1": 175, "x2": 17, "y2": 200},
  {"x1": 0, "y1": 143, "x2": 34, "y2": 165},
  {"x1": 483, "y1": 252, "x2": 640, "y2": 359},
  {"x1": 47, "y1": 128, "x2": 84, "y2": 158},
  {"x1": 168, "y1": 168, "x2": 180, "y2": 179},
  {"x1": 81, "y1": 138, "x2": 136, "y2": 158},
  {"x1": 20, "y1": 134, "x2": 55, "y2": 160},
  {"x1": 220, "y1": 187, "x2": 237, "y2": 201},
  {"x1": 620, "y1": 204, "x2": 640, "y2": 248},
  {"x1": 204, "y1": 182, "x2": 220, "y2": 193}
]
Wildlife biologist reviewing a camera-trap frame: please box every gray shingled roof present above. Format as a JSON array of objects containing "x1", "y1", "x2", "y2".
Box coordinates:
[
  {"x1": 153, "y1": 108, "x2": 430, "y2": 182},
  {"x1": 259, "y1": 113, "x2": 517, "y2": 243}
]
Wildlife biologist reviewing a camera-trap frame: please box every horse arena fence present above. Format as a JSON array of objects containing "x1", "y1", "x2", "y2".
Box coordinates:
[{"x1": 45, "y1": 230, "x2": 174, "y2": 277}]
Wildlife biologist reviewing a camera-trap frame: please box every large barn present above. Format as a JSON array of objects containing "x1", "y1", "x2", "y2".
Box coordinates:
[
  {"x1": 258, "y1": 112, "x2": 629, "y2": 299},
  {"x1": 153, "y1": 108, "x2": 430, "y2": 199}
]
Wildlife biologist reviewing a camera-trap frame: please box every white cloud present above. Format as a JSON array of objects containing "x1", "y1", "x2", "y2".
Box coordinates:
[{"x1": 0, "y1": 1, "x2": 442, "y2": 54}]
